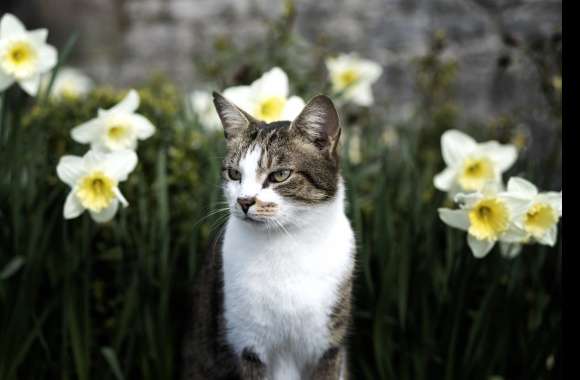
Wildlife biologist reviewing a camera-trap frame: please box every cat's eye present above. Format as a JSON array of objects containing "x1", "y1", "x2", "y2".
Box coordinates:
[
  {"x1": 227, "y1": 168, "x2": 241, "y2": 181},
  {"x1": 269, "y1": 169, "x2": 292, "y2": 183}
]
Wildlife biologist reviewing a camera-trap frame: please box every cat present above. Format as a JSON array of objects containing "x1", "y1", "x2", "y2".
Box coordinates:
[{"x1": 182, "y1": 92, "x2": 356, "y2": 380}]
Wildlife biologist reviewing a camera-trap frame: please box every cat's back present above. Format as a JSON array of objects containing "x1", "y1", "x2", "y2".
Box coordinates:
[{"x1": 181, "y1": 235, "x2": 240, "y2": 380}]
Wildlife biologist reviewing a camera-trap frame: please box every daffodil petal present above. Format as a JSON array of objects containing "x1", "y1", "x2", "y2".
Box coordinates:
[
  {"x1": 19, "y1": 74, "x2": 41, "y2": 96},
  {"x1": 454, "y1": 192, "x2": 482, "y2": 209},
  {"x1": 500, "y1": 194, "x2": 532, "y2": 218},
  {"x1": 0, "y1": 70, "x2": 15, "y2": 91},
  {"x1": 82, "y1": 150, "x2": 109, "y2": 169},
  {"x1": 71, "y1": 118, "x2": 102, "y2": 144},
  {"x1": 359, "y1": 60, "x2": 383, "y2": 82},
  {"x1": 38, "y1": 45, "x2": 57, "y2": 72},
  {"x1": 223, "y1": 85, "x2": 254, "y2": 115},
  {"x1": 499, "y1": 242, "x2": 522, "y2": 259},
  {"x1": 253, "y1": 67, "x2": 288, "y2": 99},
  {"x1": 101, "y1": 150, "x2": 138, "y2": 181},
  {"x1": 129, "y1": 114, "x2": 156, "y2": 139},
  {"x1": 281, "y1": 96, "x2": 305, "y2": 121},
  {"x1": 438, "y1": 208, "x2": 470, "y2": 231},
  {"x1": 500, "y1": 224, "x2": 528, "y2": 243},
  {"x1": 441, "y1": 130, "x2": 477, "y2": 167},
  {"x1": 537, "y1": 224, "x2": 558, "y2": 246},
  {"x1": 347, "y1": 84, "x2": 374, "y2": 106},
  {"x1": 109, "y1": 89, "x2": 139, "y2": 114},
  {"x1": 434, "y1": 168, "x2": 456, "y2": 191},
  {"x1": 90, "y1": 199, "x2": 119, "y2": 223},
  {"x1": 114, "y1": 187, "x2": 129, "y2": 207},
  {"x1": 538, "y1": 192, "x2": 562, "y2": 216},
  {"x1": 29, "y1": 29, "x2": 48, "y2": 44},
  {"x1": 467, "y1": 234, "x2": 495, "y2": 258},
  {"x1": 507, "y1": 177, "x2": 538, "y2": 196},
  {"x1": 0, "y1": 14, "x2": 26, "y2": 38},
  {"x1": 57, "y1": 155, "x2": 86, "y2": 187},
  {"x1": 63, "y1": 192, "x2": 85, "y2": 219},
  {"x1": 479, "y1": 141, "x2": 517, "y2": 172}
]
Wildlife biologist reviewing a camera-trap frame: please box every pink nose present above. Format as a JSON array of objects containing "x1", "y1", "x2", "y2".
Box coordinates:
[{"x1": 237, "y1": 197, "x2": 256, "y2": 214}]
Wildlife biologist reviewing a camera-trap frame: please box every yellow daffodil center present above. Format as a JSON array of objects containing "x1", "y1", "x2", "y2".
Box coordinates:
[
  {"x1": 524, "y1": 203, "x2": 557, "y2": 238},
  {"x1": 458, "y1": 157, "x2": 495, "y2": 191},
  {"x1": 107, "y1": 124, "x2": 129, "y2": 142},
  {"x1": 2, "y1": 40, "x2": 38, "y2": 77},
  {"x1": 468, "y1": 198, "x2": 509, "y2": 240},
  {"x1": 255, "y1": 96, "x2": 286, "y2": 122},
  {"x1": 336, "y1": 68, "x2": 360, "y2": 89},
  {"x1": 58, "y1": 81, "x2": 80, "y2": 99},
  {"x1": 76, "y1": 171, "x2": 116, "y2": 212}
]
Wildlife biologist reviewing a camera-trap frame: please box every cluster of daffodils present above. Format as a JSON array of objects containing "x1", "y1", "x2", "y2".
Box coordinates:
[
  {"x1": 435, "y1": 130, "x2": 562, "y2": 258},
  {"x1": 0, "y1": 13, "x2": 57, "y2": 96},
  {"x1": 189, "y1": 56, "x2": 383, "y2": 130},
  {"x1": 56, "y1": 90, "x2": 155, "y2": 223}
]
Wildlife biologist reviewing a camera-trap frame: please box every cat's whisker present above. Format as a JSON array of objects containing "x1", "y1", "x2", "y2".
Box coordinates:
[
  {"x1": 207, "y1": 214, "x2": 230, "y2": 235},
  {"x1": 192, "y1": 207, "x2": 231, "y2": 228},
  {"x1": 272, "y1": 217, "x2": 296, "y2": 245}
]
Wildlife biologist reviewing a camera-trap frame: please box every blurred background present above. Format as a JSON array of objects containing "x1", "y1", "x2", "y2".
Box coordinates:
[
  {"x1": 0, "y1": 1, "x2": 561, "y2": 380},
  {"x1": 3, "y1": 0, "x2": 561, "y2": 120}
]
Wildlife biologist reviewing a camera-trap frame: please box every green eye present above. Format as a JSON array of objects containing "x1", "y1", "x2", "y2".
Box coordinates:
[
  {"x1": 269, "y1": 169, "x2": 292, "y2": 183},
  {"x1": 227, "y1": 168, "x2": 241, "y2": 181}
]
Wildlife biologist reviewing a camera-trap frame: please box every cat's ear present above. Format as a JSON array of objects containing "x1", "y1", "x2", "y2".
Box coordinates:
[
  {"x1": 291, "y1": 95, "x2": 341, "y2": 154},
  {"x1": 213, "y1": 92, "x2": 258, "y2": 139}
]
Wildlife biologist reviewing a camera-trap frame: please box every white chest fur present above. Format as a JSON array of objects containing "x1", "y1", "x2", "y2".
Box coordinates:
[{"x1": 222, "y1": 193, "x2": 355, "y2": 379}]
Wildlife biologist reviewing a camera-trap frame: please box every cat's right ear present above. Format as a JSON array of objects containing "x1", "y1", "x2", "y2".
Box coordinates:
[{"x1": 213, "y1": 92, "x2": 257, "y2": 139}]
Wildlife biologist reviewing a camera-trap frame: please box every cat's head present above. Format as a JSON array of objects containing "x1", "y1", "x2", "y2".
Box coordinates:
[{"x1": 213, "y1": 92, "x2": 342, "y2": 229}]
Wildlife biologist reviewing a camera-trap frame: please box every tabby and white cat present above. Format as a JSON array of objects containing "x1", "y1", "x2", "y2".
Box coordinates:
[{"x1": 183, "y1": 93, "x2": 355, "y2": 380}]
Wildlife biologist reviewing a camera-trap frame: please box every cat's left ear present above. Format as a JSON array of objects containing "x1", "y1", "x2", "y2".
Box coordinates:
[{"x1": 291, "y1": 95, "x2": 341, "y2": 155}]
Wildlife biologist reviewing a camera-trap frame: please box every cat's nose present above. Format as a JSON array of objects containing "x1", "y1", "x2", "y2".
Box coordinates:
[{"x1": 237, "y1": 197, "x2": 256, "y2": 214}]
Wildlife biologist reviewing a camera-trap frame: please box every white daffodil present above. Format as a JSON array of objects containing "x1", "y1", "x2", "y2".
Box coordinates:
[
  {"x1": 434, "y1": 129, "x2": 518, "y2": 196},
  {"x1": 326, "y1": 53, "x2": 382, "y2": 106},
  {"x1": 0, "y1": 13, "x2": 57, "y2": 96},
  {"x1": 222, "y1": 67, "x2": 305, "y2": 123},
  {"x1": 44, "y1": 66, "x2": 94, "y2": 99},
  {"x1": 439, "y1": 187, "x2": 529, "y2": 258},
  {"x1": 505, "y1": 177, "x2": 562, "y2": 246},
  {"x1": 71, "y1": 89, "x2": 155, "y2": 152},
  {"x1": 56, "y1": 150, "x2": 138, "y2": 223},
  {"x1": 189, "y1": 90, "x2": 221, "y2": 131}
]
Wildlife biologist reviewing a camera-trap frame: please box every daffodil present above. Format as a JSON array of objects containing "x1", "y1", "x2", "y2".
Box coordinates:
[
  {"x1": 505, "y1": 177, "x2": 562, "y2": 246},
  {"x1": 222, "y1": 67, "x2": 305, "y2": 123},
  {"x1": 56, "y1": 150, "x2": 138, "y2": 223},
  {"x1": 326, "y1": 53, "x2": 382, "y2": 106},
  {"x1": 0, "y1": 13, "x2": 57, "y2": 96},
  {"x1": 189, "y1": 90, "x2": 221, "y2": 131},
  {"x1": 434, "y1": 129, "x2": 517, "y2": 196},
  {"x1": 439, "y1": 188, "x2": 528, "y2": 258},
  {"x1": 71, "y1": 89, "x2": 155, "y2": 152},
  {"x1": 44, "y1": 66, "x2": 94, "y2": 99}
]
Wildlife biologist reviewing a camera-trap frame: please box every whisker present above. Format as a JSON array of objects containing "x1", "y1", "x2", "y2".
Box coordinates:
[{"x1": 192, "y1": 207, "x2": 230, "y2": 228}]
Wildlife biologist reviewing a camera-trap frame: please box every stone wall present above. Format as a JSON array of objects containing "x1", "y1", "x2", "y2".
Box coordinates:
[{"x1": 3, "y1": 0, "x2": 561, "y2": 121}]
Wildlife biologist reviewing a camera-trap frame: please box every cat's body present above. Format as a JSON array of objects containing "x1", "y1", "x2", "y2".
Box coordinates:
[{"x1": 182, "y1": 94, "x2": 355, "y2": 380}]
